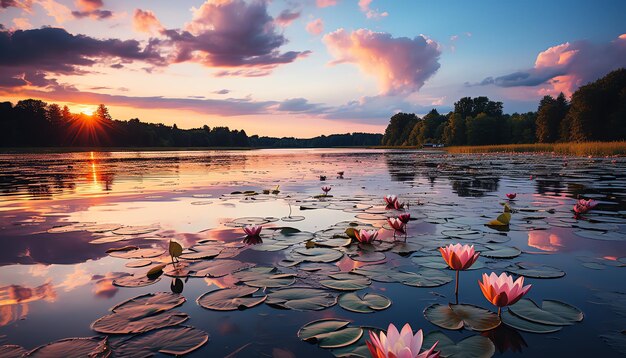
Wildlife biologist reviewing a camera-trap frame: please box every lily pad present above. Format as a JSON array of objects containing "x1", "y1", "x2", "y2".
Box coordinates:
[
  {"x1": 112, "y1": 325, "x2": 208, "y2": 357},
  {"x1": 424, "y1": 304, "x2": 501, "y2": 332},
  {"x1": 422, "y1": 331, "x2": 495, "y2": 358},
  {"x1": 113, "y1": 274, "x2": 160, "y2": 288},
  {"x1": 320, "y1": 273, "x2": 371, "y2": 291},
  {"x1": 266, "y1": 288, "x2": 337, "y2": 311},
  {"x1": 508, "y1": 299, "x2": 583, "y2": 325},
  {"x1": 92, "y1": 309, "x2": 188, "y2": 334},
  {"x1": 188, "y1": 259, "x2": 255, "y2": 277},
  {"x1": 505, "y1": 263, "x2": 565, "y2": 279},
  {"x1": 298, "y1": 318, "x2": 363, "y2": 349},
  {"x1": 27, "y1": 337, "x2": 109, "y2": 358},
  {"x1": 338, "y1": 292, "x2": 391, "y2": 313},
  {"x1": 197, "y1": 286, "x2": 266, "y2": 311},
  {"x1": 500, "y1": 310, "x2": 562, "y2": 333},
  {"x1": 481, "y1": 245, "x2": 521, "y2": 259},
  {"x1": 0, "y1": 345, "x2": 27, "y2": 358}
]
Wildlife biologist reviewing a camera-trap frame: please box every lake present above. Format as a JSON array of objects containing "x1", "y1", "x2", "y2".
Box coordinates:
[{"x1": 0, "y1": 149, "x2": 624, "y2": 357}]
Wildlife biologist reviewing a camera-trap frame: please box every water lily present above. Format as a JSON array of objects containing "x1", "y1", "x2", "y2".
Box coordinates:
[
  {"x1": 243, "y1": 225, "x2": 262, "y2": 237},
  {"x1": 398, "y1": 213, "x2": 411, "y2": 224},
  {"x1": 354, "y1": 229, "x2": 378, "y2": 244},
  {"x1": 387, "y1": 217, "x2": 406, "y2": 240},
  {"x1": 321, "y1": 186, "x2": 332, "y2": 195},
  {"x1": 366, "y1": 323, "x2": 439, "y2": 358},
  {"x1": 573, "y1": 198, "x2": 598, "y2": 214},
  {"x1": 506, "y1": 193, "x2": 517, "y2": 200},
  {"x1": 384, "y1": 195, "x2": 401, "y2": 210},
  {"x1": 479, "y1": 272, "x2": 531, "y2": 316},
  {"x1": 440, "y1": 244, "x2": 480, "y2": 303}
]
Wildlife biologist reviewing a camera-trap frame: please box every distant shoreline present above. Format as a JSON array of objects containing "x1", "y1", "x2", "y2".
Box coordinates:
[
  {"x1": 444, "y1": 142, "x2": 626, "y2": 156},
  {"x1": 0, "y1": 146, "x2": 387, "y2": 154}
]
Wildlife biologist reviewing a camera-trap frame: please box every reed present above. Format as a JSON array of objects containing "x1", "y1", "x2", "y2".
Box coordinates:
[{"x1": 444, "y1": 142, "x2": 626, "y2": 156}]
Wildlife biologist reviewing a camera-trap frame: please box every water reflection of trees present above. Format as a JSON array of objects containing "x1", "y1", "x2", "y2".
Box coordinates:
[{"x1": 450, "y1": 176, "x2": 500, "y2": 197}]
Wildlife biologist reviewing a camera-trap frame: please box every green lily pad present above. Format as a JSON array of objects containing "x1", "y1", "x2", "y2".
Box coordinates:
[
  {"x1": 422, "y1": 331, "x2": 495, "y2": 358},
  {"x1": 112, "y1": 325, "x2": 208, "y2": 356},
  {"x1": 505, "y1": 263, "x2": 565, "y2": 279},
  {"x1": 424, "y1": 304, "x2": 501, "y2": 332},
  {"x1": 320, "y1": 273, "x2": 371, "y2": 291},
  {"x1": 266, "y1": 288, "x2": 337, "y2": 311},
  {"x1": 481, "y1": 245, "x2": 521, "y2": 259},
  {"x1": 338, "y1": 292, "x2": 391, "y2": 313},
  {"x1": 500, "y1": 310, "x2": 562, "y2": 333},
  {"x1": 297, "y1": 318, "x2": 363, "y2": 349},
  {"x1": 508, "y1": 299, "x2": 583, "y2": 326},
  {"x1": 197, "y1": 286, "x2": 266, "y2": 311},
  {"x1": 188, "y1": 259, "x2": 255, "y2": 277}
]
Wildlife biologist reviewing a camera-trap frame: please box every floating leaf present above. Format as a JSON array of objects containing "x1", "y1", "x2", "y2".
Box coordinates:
[
  {"x1": 106, "y1": 245, "x2": 138, "y2": 254},
  {"x1": 92, "y1": 309, "x2": 188, "y2": 334},
  {"x1": 197, "y1": 286, "x2": 266, "y2": 311},
  {"x1": 113, "y1": 274, "x2": 160, "y2": 288},
  {"x1": 27, "y1": 337, "x2": 109, "y2": 358},
  {"x1": 424, "y1": 304, "x2": 501, "y2": 332},
  {"x1": 112, "y1": 326, "x2": 208, "y2": 357},
  {"x1": 188, "y1": 259, "x2": 255, "y2": 277},
  {"x1": 320, "y1": 273, "x2": 371, "y2": 291},
  {"x1": 111, "y1": 292, "x2": 186, "y2": 313},
  {"x1": 126, "y1": 260, "x2": 152, "y2": 268},
  {"x1": 422, "y1": 331, "x2": 495, "y2": 358},
  {"x1": 505, "y1": 263, "x2": 565, "y2": 279},
  {"x1": 0, "y1": 345, "x2": 27, "y2": 358},
  {"x1": 481, "y1": 245, "x2": 521, "y2": 259},
  {"x1": 500, "y1": 310, "x2": 562, "y2": 333},
  {"x1": 338, "y1": 292, "x2": 391, "y2": 313},
  {"x1": 147, "y1": 264, "x2": 167, "y2": 279},
  {"x1": 508, "y1": 299, "x2": 583, "y2": 325},
  {"x1": 266, "y1": 288, "x2": 337, "y2": 311},
  {"x1": 298, "y1": 319, "x2": 363, "y2": 349}
]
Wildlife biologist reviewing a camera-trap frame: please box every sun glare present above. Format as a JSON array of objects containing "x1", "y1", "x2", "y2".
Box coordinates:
[{"x1": 73, "y1": 105, "x2": 96, "y2": 116}]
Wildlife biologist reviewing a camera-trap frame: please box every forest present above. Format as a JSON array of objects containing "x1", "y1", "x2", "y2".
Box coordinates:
[
  {"x1": 0, "y1": 101, "x2": 381, "y2": 148},
  {"x1": 382, "y1": 68, "x2": 626, "y2": 146}
]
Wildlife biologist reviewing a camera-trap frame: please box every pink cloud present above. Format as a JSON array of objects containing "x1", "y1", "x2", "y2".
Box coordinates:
[
  {"x1": 474, "y1": 34, "x2": 626, "y2": 96},
  {"x1": 323, "y1": 28, "x2": 441, "y2": 94},
  {"x1": 162, "y1": 0, "x2": 310, "y2": 75},
  {"x1": 37, "y1": 0, "x2": 73, "y2": 23},
  {"x1": 75, "y1": 0, "x2": 102, "y2": 12},
  {"x1": 133, "y1": 8, "x2": 164, "y2": 34},
  {"x1": 275, "y1": 9, "x2": 300, "y2": 26},
  {"x1": 306, "y1": 18, "x2": 324, "y2": 36},
  {"x1": 358, "y1": 0, "x2": 387, "y2": 19},
  {"x1": 12, "y1": 17, "x2": 32, "y2": 30},
  {"x1": 317, "y1": 0, "x2": 338, "y2": 8}
]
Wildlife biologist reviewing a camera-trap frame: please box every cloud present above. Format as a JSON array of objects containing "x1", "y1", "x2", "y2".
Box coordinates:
[
  {"x1": 12, "y1": 17, "x2": 31, "y2": 29},
  {"x1": 0, "y1": 26, "x2": 165, "y2": 88},
  {"x1": 161, "y1": 0, "x2": 310, "y2": 74},
  {"x1": 473, "y1": 34, "x2": 626, "y2": 95},
  {"x1": 75, "y1": 0, "x2": 102, "y2": 12},
  {"x1": 275, "y1": 97, "x2": 326, "y2": 113},
  {"x1": 316, "y1": 0, "x2": 338, "y2": 8},
  {"x1": 0, "y1": 0, "x2": 32, "y2": 11},
  {"x1": 306, "y1": 18, "x2": 323, "y2": 36},
  {"x1": 133, "y1": 8, "x2": 164, "y2": 34},
  {"x1": 214, "y1": 89, "x2": 230, "y2": 94},
  {"x1": 275, "y1": 9, "x2": 300, "y2": 26},
  {"x1": 71, "y1": 0, "x2": 112, "y2": 20},
  {"x1": 37, "y1": 0, "x2": 72, "y2": 23},
  {"x1": 323, "y1": 28, "x2": 441, "y2": 94},
  {"x1": 358, "y1": 0, "x2": 387, "y2": 19}
]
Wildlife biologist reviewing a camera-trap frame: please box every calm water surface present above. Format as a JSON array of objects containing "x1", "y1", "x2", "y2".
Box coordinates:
[{"x1": 0, "y1": 149, "x2": 625, "y2": 357}]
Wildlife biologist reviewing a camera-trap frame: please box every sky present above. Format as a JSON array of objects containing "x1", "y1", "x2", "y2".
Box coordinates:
[{"x1": 0, "y1": 0, "x2": 625, "y2": 137}]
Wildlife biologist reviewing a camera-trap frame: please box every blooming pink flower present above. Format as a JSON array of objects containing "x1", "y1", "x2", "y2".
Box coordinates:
[
  {"x1": 439, "y1": 244, "x2": 480, "y2": 271},
  {"x1": 243, "y1": 225, "x2": 262, "y2": 237},
  {"x1": 398, "y1": 213, "x2": 411, "y2": 224},
  {"x1": 321, "y1": 186, "x2": 331, "y2": 194},
  {"x1": 479, "y1": 272, "x2": 531, "y2": 308},
  {"x1": 387, "y1": 217, "x2": 406, "y2": 233},
  {"x1": 384, "y1": 195, "x2": 401, "y2": 209},
  {"x1": 573, "y1": 198, "x2": 598, "y2": 214},
  {"x1": 506, "y1": 193, "x2": 517, "y2": 200},
  {"x1": 366, "y1": 323, "x2": 439, "y2": 358},
  {"x1": 355, "y1": 229, "x2": 378, "y2": 244}
]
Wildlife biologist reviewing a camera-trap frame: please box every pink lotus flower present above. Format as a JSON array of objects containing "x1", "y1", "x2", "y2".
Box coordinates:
[
  {"x1": 388, "y1": 218, "x2": 405, "y2": 233},
  {"x1": 355, "y1": 229, "x2": 378, "y2": 244},
  {"x1": 366, "y1": 323, "x2": 439, "y2": 358},
  {"x1": 243, "y1": 225, "x2": 262, "y2": 237},
  {"x1": 384, "y1": 195, "x2": 401, "y2": 210},
  {"x1": 479, "y1": 272, "x2": 531, "y2": 316},
  {"x1": 398, "y1": 213, "x2": 411, "y2": 224},
  {"x1": 573, "y1": 198, "x2": 598, "y2": 214},
  {"x1": 439, "y1": 244, "x2": 480, "y2": 271},
  {"x1": 321, "y1": 186, "x2": 331, "y2": 195},
  {"x1": 506, "y1": 193, "x2": 517, "y2": 200}
]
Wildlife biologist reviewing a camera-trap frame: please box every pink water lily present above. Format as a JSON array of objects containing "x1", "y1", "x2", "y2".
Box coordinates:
[
  {"x1": 321, "y1": 186, "x2": 332, "y2": 195},
  {"x1": 398, "y1": 213, "x2": 411, "y2": 224},
  {"x1": 366, "y1": 323, "x2": 439, "y2": 358},
  {"x1": 384, "y1": 195, "x2": 402, "y2": 210},
  {"x1": 243, "y1": 225, "x2": 262, "y2": 237},
  {"x1": 440, "y1": 244, "x2": 480, "y2": 303},
  {"x1": 506, "y1": 193, "x2": 517, "y2": 200},
  {"x1": 387, "y1": 217, "x2": 406, "y2": 240},
  {"x1": 479, "y1": 272, "x2": 531, "y2": 316},
  {"x1": 355, "y1": 229, "x2": 378, "y2": 244},
  {"x1": 573, "y1": 198, "x2": 598, "y2": 214}
]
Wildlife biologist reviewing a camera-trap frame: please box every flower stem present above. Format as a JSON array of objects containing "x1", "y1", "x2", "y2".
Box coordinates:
[
  {"x1": 455, "y1": 270, "x2": 459, "y2": 304},
  {"x1": 498, "y1": 307, "x2": 502, "y2": 317}
]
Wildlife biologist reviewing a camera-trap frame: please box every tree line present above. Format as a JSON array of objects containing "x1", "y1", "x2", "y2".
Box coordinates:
[
  {"x1": 0, "y1": 101, "x2": 382, "y2": 148},
  {"x1": 382, "y1": 68, "x2": 626, "y2": 146}
]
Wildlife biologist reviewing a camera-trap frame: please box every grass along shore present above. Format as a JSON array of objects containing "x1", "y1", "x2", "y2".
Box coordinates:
[{"x1": 444, "y1": 142, "x2": 626, "y2": 156}]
